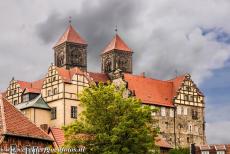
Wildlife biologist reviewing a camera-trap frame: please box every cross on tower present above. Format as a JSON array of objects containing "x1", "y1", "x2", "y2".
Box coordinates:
[
  {"x1": 115, "y1": 25, "x2": 118, "y2": 34},
  {"x1": 69, "y1": 16, "x2": 72, "y2": 24}
]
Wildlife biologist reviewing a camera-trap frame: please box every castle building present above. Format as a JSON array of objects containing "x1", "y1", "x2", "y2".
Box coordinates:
[{"x1": 4, "y1": 23, "x2": 206, "y2": 148}]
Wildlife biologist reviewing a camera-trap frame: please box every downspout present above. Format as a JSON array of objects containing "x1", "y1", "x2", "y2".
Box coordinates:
[
  {"x1": 64, "y1": 83, "x2": 66, "y2": 126},
  {"x1": 174, "y1": 105, "x2": 177, "y2": 148}
]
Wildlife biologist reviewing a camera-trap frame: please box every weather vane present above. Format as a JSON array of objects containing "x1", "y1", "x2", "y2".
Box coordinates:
[{"x1": 69, "y1": 16, "x2": 72, "y2": 24}]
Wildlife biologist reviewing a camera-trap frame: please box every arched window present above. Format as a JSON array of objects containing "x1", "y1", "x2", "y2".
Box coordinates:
[{"x1": 104, "y1": 58, "x2": 112, "y2": 72}]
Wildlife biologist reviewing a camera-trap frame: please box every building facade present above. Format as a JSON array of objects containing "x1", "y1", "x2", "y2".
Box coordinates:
[
  {"x1": 0, "y1": 95, "x2": 52, "y2": 154},
  {"x1": 4, "y1": 23, "x2": 206, "y2": 148}
]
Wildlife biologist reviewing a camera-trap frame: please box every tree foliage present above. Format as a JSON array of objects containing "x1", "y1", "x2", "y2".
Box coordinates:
[
  {"x1": 169, "y1": 147, "x2": 190, "y2": 154},
  {"x1": 63, "y1": 83, "x2": 159, "y2": 154}
]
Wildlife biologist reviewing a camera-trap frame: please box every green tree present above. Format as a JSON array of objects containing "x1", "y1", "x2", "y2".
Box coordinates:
[
  {"x1": 169, "y1": 147, "x2": 190, "y2": 154},
  {"x1": 63, "y1": 83, "x2": 159, "y2": 154}
]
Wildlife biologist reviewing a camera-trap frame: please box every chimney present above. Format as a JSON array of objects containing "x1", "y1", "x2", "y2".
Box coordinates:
[{"x1": 141, "y1": 72, "x2": 145, "y2": 77}]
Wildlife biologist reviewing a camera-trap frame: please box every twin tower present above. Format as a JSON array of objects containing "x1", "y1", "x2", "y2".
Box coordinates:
[{"x1": 53, "y1": 24, "x2": 133, "y2": 74}]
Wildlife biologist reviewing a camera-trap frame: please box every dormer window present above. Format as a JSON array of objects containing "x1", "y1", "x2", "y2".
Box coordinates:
[{"x1": 23, "y1": 94, "x2": 29, "y2": 102}]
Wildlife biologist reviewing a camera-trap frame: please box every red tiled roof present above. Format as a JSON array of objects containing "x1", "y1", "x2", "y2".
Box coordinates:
[
  {"x1": 124, "y1": 74, "x2": 174, "y2": 107},
  {"x1": 168, "y1": 74, "x2": 186, "y2": 97},
  {"x1": 48, "y1": 127, "x2": 65, "y2": 148},
  {"x1": 123, "y1": 74, "x2": 198, "y2": 107},
  {"x1": 54, "y1": 24, "x2": 87, "y2": 47},
  {"x1": 103, "y1": 34, "x2": 132, "y2": 54},
  {"x1": 0, "y1": 95, "x2": 52, "y2": 141},
  {"x1": 17, "y1": 79, "x2": 44, "y2": 94},
  {"x1": 56, "y1": 66, "x2": 84, "y2": 83},
  {"x1": 87, "y1": 72, "x2": 110, "y2": 83},
  {"x1": 155, "y1": 136, "x2": 172, "y2": 149}
]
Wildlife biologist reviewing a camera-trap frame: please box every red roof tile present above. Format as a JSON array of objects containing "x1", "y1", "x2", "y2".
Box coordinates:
[
  {"x1": 168, "y1": 74, "x2": 186, "y2": 97},
  {"x1": 17, "y1": 79, "x2": 44, "y2": 94},
  {"x1": 103, "y1": 34, "x2": 132, "y2": 54},
  {"x1": 124, "y1": 74, "x2": 174, "y2": 107},
  {"x1": 0, "y1": 95, "x2": 52, "y2": 141},
  {"x1": 48, "y1": 127, "x2": 65, "y2": 148},
  {"x1": 155, "y1": 136, "x2": 172, "y2": 149},
  {"x1": 54, "y1": 24, "x2": 87, "y2": 47},
  {"x1": 123, "y1": 73, "x2": 201, "y2": 107},
  {"x1": 87, "y1": 72, "x2": 110, "y2": 83},
  {"x1": 56, "y1": 66, "x2": 84, "y2": 83}
]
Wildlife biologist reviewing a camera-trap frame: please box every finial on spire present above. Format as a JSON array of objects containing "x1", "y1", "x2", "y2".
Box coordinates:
[
  {"x1": 115, "y1": 25, "x2": 118, "y2": 34},
  {"x1": 68, "y1": 16, "x2": 72, "y2": 24}
]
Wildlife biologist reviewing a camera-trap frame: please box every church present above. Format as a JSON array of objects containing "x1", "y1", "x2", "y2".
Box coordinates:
[{"x1": 3, "y1": 22, "x2": 206, "y2": 148}]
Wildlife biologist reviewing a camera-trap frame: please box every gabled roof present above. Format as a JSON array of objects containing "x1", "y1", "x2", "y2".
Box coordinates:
[
  {"x1": 124, "y1": 74, "x2": 174, "y2": 107},
  {"x1": 56, "y1": 66, "x2": 84, "y2": 83},
  {"x1": 102, "y1": 34, "x2": 132, "y2": 54},
  {"x1": 0, "y1": 95, "x2": 52, "y2": 141},
  {"x1": 17, "y1": 78, "x2": 44, "y2": 94},
  {"x1": 15, "y1": 95, "x2": 50, "y2": 110},
  {"x1": 123, "y1": 73, "x2": 204, "y2": 107},
  {"x1": 54, "y1": 24, "x2": 87, "y2": 47},
  {"x1": 48, "y1": 127, "x2": 65, "y2": 148}
]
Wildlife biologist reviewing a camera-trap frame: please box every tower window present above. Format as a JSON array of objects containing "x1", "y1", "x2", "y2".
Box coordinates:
[
  {"x1": 189, "y1": 95, "x2": 194, "y2": 101},
  {"x1": 53, "y1": 88, "x2": 58, "y2": 94},
  {"x1": 183, "y1": 107, "x2": 188, "y2": 115},
  {"x1": 177, "y1": 106, "x2": 181, "y2": 115},
  {"x1": 48, "y1": 90, "x2": 52, "y2": 96},
  {"x1": 187, "y1": 137, "x2": 190, "y2": 143},
  {"x1": 161, "y1": 107, "x2": 166, "y2": 116},
  {"x1": 71, "y1": 106, "x2": 77, "y2": 118},
  {"x1": 184, "y1": 95, "x2": 188, "y2": 101},
  {"x1": 13, "y1": 100, "x2": 17, "y2": 105},
  {"x1": 192, "y1": 109, "x2": 198, "y2": 120},
  {"x1": 51, "y1": 107, "x2": 57, "y2": 120}
]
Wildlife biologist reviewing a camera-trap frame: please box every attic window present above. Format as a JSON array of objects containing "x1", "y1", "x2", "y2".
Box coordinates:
[{"x1": 10, "y1": 145, "x2": 17, "y2": 154}]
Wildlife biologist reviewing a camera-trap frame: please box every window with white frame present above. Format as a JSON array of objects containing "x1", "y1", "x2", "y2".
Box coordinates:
[
  {"x1": 170, "y1": 108, "x2": 174, "y2": 117},
  {"x1": 32, "y1": 146, "x2": 39, "y2": 154},
  {"x1": 10, "y1": 145, "x2": 17, "y2": 154},
  {"x1": 48, "y1": 90, "x2": 52, "y2": 96},
  {"x1": 161, "y1": 107, "x2": 166, "y2": 116},
  {"x1": 177, "y1": 106, "x2": 181, "y2": 115},
  {"x1": 183, "y1": 107, "x2": 188, "y2": 115},
  {"x1": 23, "y1": 94, "x2": 29, "y2": 102},
  {"x1": 53, "y1": 88, "x2": 58, "y2": 94},
  {"x1": 188, "y1": 124, "x2": 193, "y2": 133},
  {"x1": 195, "y1": 126, "x2": 199, "y2": 134},
  {"x1": 217, "y1": 151, "x2": 225, "y2": 154},
  {"x1": 51, "y1": 107, "x2": 57, "y2": 120},
  {"x1": 71, "y1": 106, "x2": 77, "y2": 118},
  {"x1": 25, "y1": 146, "x2": 31, "y2": 154},
  {"x1": 201, "y1": 151, "x2": 209, "y2": 154}
]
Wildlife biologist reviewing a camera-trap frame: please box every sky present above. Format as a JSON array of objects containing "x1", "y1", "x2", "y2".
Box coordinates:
[{"x1": 0, "y1": 0, "x2": 230, "y2": 143}]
